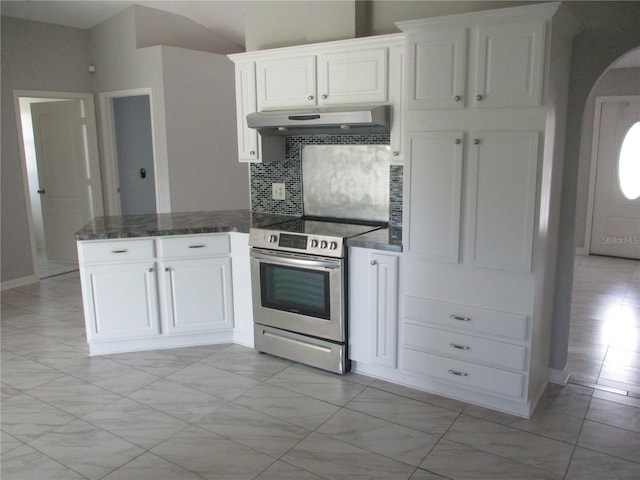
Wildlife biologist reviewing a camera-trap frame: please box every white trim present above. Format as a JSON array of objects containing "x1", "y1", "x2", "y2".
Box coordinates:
[
  {"x1": 548, "y1": 366, "x2": 570, "y2": 385},
  {"x1": 99, "y1": 88, "x2": 160, "y2": 216},
  {"x1": 1, "y1": 275, "x2": 39, "y2": 291},
  {"x1": 12, "y1": 89, "x2": 103, "y2": 281},
  {"x1": 584, "y1": 95, "x2": 640, "y2": 254}
]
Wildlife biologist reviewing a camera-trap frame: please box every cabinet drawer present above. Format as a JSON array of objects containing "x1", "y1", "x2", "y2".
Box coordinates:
[
  {"x1": 158, "y1": 235, "x2": 230, "y2": 258},
  {"x1": 78, "y1": 239, "x2": 155, "y2": 263},
  {"x1": 403, "y1": 324, "x2": 526, "y2": 371},
  {"x1": 402, "y1": 348, "x2": 524, "y2": 398},
  {"x1": 404, "y1": 296, "x2": 528, "y2": 341}
]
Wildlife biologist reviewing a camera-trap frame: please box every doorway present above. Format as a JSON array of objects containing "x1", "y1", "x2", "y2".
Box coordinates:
[
  {"x1": 100, "y1": 89, "x2": 157, "y2": 215},
  {"x1": 15, "y1": 91, "x2": 103, "y2": 279},
  {"x1": 589, "y1": 96, "x2": 640, "y2": 259}
]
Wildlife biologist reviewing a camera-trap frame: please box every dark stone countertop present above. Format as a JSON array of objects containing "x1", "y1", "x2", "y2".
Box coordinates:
[
  {"x1": 74, "y1": 210, "x2": 291, "y2": 241},
  {"x1": 347, "y1": 227, "x2": 403, "y2": 252}
]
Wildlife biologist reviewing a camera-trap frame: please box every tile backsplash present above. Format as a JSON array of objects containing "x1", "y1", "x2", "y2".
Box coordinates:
[{"x1": 250, "y1": 133, "x2": 403, "y2": 226}]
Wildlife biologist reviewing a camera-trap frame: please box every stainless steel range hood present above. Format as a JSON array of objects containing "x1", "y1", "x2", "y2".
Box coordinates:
[{"x1": 247, "y1": 105, "x2": 390, "y2": 136}]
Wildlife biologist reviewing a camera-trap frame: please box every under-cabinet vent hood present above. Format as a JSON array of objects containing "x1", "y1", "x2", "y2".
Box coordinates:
[{"x1": 246, "y1": 105, "x2": 390, "y2": 136}]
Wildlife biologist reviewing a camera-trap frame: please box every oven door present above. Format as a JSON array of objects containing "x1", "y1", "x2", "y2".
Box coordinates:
[{"x1": 250, "y1": 248, "x2": 344, "y2": 342}]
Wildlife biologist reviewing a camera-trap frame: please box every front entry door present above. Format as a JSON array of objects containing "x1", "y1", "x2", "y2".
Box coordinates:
[
  {"x1": 31, "y1": 100, "x2": 92, "y2": 263},
  {"x1": 590, "y1": 98, "x2": 640, "y2": 259}
]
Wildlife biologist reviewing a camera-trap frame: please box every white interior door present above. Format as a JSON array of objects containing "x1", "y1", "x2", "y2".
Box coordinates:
[
  {"x1": 31, "y1": 100, "x2": 92, "y2": 263},
  {"x1": 590, "y1": 97, "x2": 640, "y2": 259}
]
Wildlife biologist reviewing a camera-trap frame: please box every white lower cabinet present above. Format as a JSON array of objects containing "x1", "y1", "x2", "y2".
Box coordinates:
[
  {"x1": 349, "y1": 247, "x2": 399, "y2": 370},
  {"x1": 78, "y1": 234, "x2": 234, "y2": 355}
]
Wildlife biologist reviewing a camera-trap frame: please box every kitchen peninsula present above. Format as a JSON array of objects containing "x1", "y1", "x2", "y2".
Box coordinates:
[{"x1": 75, "y1": 209, "x2": 400, "y2": 356}]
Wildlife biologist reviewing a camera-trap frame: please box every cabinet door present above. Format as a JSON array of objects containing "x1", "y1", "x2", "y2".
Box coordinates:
[
  {"x1": 468, "y1": 132, "x2": 539, "y2": 272},
  {"x1": 317, "y1": 48, "x2": 388, "y2": 105},
  {"x1": 81, "y1": 262, "x2": 159, "y2": 341},
  {"x1": 234, "y1": 62, "x2": 260, "y2": 162},
  {"x1": 406, "y1": 27, "x2": 467, "y2": 110},
  {"x1": 389, "y1": 44, "x2": 404, "y2": 163},
  {"x1": 161, "y1": 257, "x2": 233, "y2": 334},
  {"x1": 406, "y1": 131, "x2": 464, "y2": 262},
  {"x1": 473, "y1": 20, "x2": 545, "y2": 108},
  {"x1": 256, "y1": 56, "x2": 316, "y2": 109},
  {"x1": 369, "y1": 252, "x2": 399, "y2": 368}
]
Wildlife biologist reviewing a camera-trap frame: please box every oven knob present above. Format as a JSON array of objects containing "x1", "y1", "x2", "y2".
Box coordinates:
[
  {"x1": 320, "y1": 240, "x2": 328, "y2": 249},
  {"x1": 268, "y1": 234, "x2": 278, "y2": 243},
  {"x1": 329, "y1": 241, "x2": 338, "y2": 250},
  {"x1": 310, "y1": 239, "x2": 319, "y2": 248}
]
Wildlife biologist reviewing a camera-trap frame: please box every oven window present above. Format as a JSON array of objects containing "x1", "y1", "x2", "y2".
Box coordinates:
[{"x1": 260, "y1": 263, "x2": 330, "y2": 319}]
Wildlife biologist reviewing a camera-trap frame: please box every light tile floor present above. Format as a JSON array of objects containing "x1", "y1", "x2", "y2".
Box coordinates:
[{"x1": 2, "y1": 255, "x2": 639, "y2": 479}]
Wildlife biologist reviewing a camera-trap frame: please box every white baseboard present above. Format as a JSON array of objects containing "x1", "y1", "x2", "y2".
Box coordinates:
[
  {"x1": 548, "y1": 366, "x2": 571, "y2": 385},
  {"x1": 1, "y1": 274, "x2": 38, "y2": 291}
]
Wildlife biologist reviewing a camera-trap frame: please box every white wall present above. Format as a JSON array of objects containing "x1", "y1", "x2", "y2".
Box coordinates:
[
  {"x1": 574, "y1": 67, "x2": 640, "y2": 251},
  {"x1": 161, "y1": 46, "x2": 249, "y2": 211}
]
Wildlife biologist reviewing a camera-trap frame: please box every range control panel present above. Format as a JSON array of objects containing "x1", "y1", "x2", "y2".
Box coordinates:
[{"x1": 249, "y1": 229, "x2": 344, "y2": 258}]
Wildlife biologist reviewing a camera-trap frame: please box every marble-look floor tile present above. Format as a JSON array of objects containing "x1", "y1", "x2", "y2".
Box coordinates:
[
  {"x1": 234, "y1": 383, "x2": 341, "y2": 430},
  {"x1": 586, "y1": 397, "x2": 640, "y2": 432},
  {"x1": 0, "y1": 355, "x2": 64, "y2": 390},
  {"x1": 317, "y1": 408, "x2": 438, "y2": 466},
  {"x1": 0, "y1": 444, "x2": 86, "y2": 480},
  {"x1": 592, "y1": 388, "x2": 640, "y2": 408},
  {"x1": 100, "y1": 452, "x2": 205, "y2": 480},
  {"x1": 198, "y1": 403, "x2": 310, "y2": 457},
  {"x1": 565, "y1": 446, "x2": 640, "y2": 479},
  {"x1": 578, "y1": 419, "x2": 640, "y2": 462},
  {"x1": 70, "y1": 358, "x2": 160, "y2": 395},
  {"x1": 443, "y1": 415, "x2": 573, "y2": 476},
  {"x1": 419, "y1": 439, "x2": 558, "y2": 479},
  {"x1": 199, "y1": 344, "x2": 292, "y2": 381},
  {"x1": 282, "y1": 432, "x2": 415, "y2": 480},
  {"x1": 267, "y1": 364, "x2": 367, "y2": 406},
  {"x1": 81, "y1": 397, "x2": 189, "y2": 449},
  {"x1": 408, "y1": 468, "x2": 449, "y2": 479},
  {"x1": 1, "y1": 430, "x2": 23, "y2": 455},
  {"x1": 166, "y1": 362, "x2": 260, "y2": 400},
  {"x1": 151, "y1": 425, "x2": 275, "y2": 479},
  {"x1": 369, "y1": 378, "x2": 468, "y2": 412},
  {"x1": 28, "y1": 419, "x2": 144, "y2": 480},
  {"x1": 105, "y1": 348, "x2": 215, "y2": 377},
  {"x1": 345, "y1": 387, "x2": 459, "y2": 435},
  {"x1": 24, "y1": 375, "x2": 120, "y2": 417},
  {"x1": 1, "y1": 393, "x2": 76, "y2": 442},
  {"x1": 255, "y1": 460, "x2": 327, "y2": 479},
  {"x1": 126, "y1": 378, "x2": 226, "y2": 423}
]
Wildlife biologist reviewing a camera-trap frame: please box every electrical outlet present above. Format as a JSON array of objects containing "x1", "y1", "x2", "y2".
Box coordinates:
[{"x1": 272, "y1": 183, "x2": 286, "y2": 200}]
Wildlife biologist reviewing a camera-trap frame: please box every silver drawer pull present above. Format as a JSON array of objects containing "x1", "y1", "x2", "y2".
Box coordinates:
[
  {"x1": 188, "y1": 244, "x2": 205, "y2": 249},
  {"x1": 448, "y1": 369, "x2": 468, "y2": 377},
  {"x1": 450, "y1": 314, "x2": 471, "y2": 322},
  {"x1": 449, "y1": 343, "x2": 470, "y2": 351},
  {"x1": 111, "y1": 249, "x2": 128, "y2": 254}
]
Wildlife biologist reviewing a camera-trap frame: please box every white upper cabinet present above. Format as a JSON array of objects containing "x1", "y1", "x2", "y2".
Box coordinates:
[
  {"x1": 234, "y1": 62, "x2": 261, "y2": 162},
  {"x1": 256, "y1": 55, "x2": 317, "y2": 109},
  {"x1": 474, "y1": 21, "x2": 545, "y2": 108},
  {"x1": 407, "y1": 27, "x2": 467, "y2": 110},
  {"x1": 317, "y1": 48, "x2": 388, "y2": 105},
  {"x1": 403, "y1": 16, "x2": 546, "y2": 109}
]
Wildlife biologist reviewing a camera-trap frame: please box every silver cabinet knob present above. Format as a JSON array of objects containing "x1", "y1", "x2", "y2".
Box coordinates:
[
  {"x1": 307, "y1": 95, "x2": 314, "y2": 101},
  {"x1": 148, "y1": 268, "x2": 154, "y2": 273},
  {"x1": 321, "y1": 94, "x2": 328, "y2": 99},
  {"x1": 249, "y1": 150, "x2": 255, "y2": 156},
  {"x1": 370, "y1": 260, "x2": 377, "y2": 266},
  {"x1": 454, "y1": 95, "x2": 461, "y2": 102},
  {"x1": 393, "y1": 151, "x2": 400, "y2": 156},
  {"x1": 164, "y1": 267, "x2": 170, "y2": 272},
  {"x1": 473, "y1": 139, "x2": 480, "y2": 145},
  {"x1": 455, "y1": 138, "x2": 461, "y2": 145},
  {"x1": 476, "y1": 94, "x2": 483, "y2": 101}
]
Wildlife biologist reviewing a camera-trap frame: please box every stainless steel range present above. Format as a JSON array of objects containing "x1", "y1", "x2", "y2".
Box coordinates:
[{"x1": 249, "y1": 217, "x2": 383, "y2": 374}]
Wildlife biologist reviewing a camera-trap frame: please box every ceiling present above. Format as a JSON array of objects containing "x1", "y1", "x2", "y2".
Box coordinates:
[{"x1": 0, "y1": 0, "x2": 247, "y2": 46}]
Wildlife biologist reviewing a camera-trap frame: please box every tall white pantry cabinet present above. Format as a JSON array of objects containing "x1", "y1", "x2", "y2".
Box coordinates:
[{"x1": 393, "y1": 3, "x2": 580, "y2": 417}]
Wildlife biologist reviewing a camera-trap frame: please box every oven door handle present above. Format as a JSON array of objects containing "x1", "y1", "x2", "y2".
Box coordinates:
[{"x1": 251, "y1": 251, "x2": 340, "y2": 270}]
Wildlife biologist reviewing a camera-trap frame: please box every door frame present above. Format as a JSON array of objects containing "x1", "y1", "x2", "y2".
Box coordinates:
[
  {"x1": 13, "y1": 89, "x2": 103, "y2": 280},
  {"x1": 99, "y1": 88, "x2": 160, "y2": 215},
  {"x1": 584, "y1": 95, "x2": 640, "y2": 255}
]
